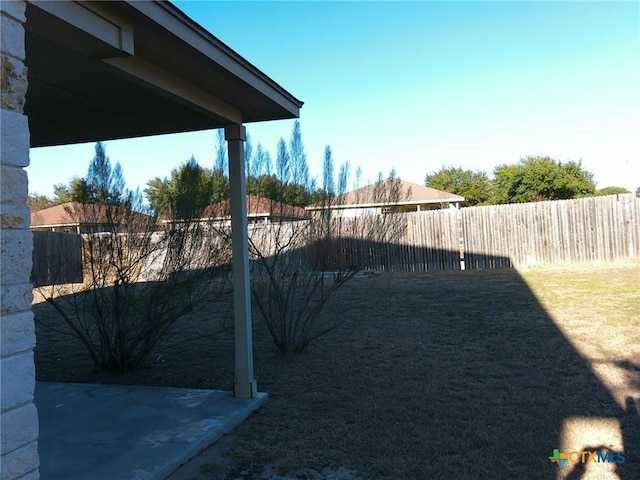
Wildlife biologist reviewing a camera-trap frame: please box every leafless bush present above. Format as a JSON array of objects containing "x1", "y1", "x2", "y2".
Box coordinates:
[
  {"x1": 248, "y1": 176, "x2": 408, "y2": 353},
  {"x1": 34, "y1": 202, "x2": 232, "y2": 372}
]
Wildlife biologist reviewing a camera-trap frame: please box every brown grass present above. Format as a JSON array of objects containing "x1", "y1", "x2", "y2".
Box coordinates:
[{"x1": 33, "y1": 261, "x2": 640, "y2": 480}]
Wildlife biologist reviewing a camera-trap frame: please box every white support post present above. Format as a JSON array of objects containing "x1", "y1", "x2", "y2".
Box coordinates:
[{"x1": 225, "y1": 124, "x2": 257, "y2": 399}]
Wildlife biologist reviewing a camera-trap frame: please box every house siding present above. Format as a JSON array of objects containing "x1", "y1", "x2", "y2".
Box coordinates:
[{"x1": 0, "y1": 1, "x2": 40, "y2": 479}]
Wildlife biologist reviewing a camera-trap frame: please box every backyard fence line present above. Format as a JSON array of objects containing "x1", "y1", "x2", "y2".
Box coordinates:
[
  {"x1": 460, "y1": 193, "x2": 640, "y2": 270},
  {"x1": 31, "y1": 194, "x2": 640, "y2": 282},
  {"x1": 314, "y1": 193, "x2": 640, "y2": 272},
  {"x1": 31, "y1": 231, "x2": 83, "y2": 286}
]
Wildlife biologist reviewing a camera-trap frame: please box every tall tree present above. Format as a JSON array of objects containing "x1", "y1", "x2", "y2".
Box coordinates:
[
  {"x1": 492, "y1": 156, "x2": 596, "y2": 204},
  {"x1": 169, "y1": 156, "x2": 215, "y2": 219},
  {"x1": 289, "y1": 120, "x2": 309, "y2": 188},
  {"x1": 145, "y1": 157, "x2": 225, "y2": 217},
  {"x1": 144, "y1": 177, "x2": 171, "y2": 216},
  {"x1": 86, "y1": 142, "x2": 128, "y2": 205},
  {"x1": 214, "y1": 129, "x2": 227, "y2": 174},
  {"x1": 211, "y1": 129, "x2": 231, "y2": 203},
  {"x1": 276, "y1": 138, "x2": 291, "y2": 185},
  {"x1": 252, "y1": 142, "x2": 272, "y2": 177},
  {"x1": 52, "y1": 176, "x2": 92, "y2": 204},
  {"x1": 244, "y1": 131, "x2": 254, "y2": 178},
  {"x1": 425, "y1": 167, "x2": 492, "y2": 206},
  {"x1": 338, "y1": 161, "x2": 350, "y2": 197},
  {"x1": 211, "y1": 167, "x2": 230, "y2": 203},
  {"x1": 322, "y1": 145, "x2": 335, "y2": 195}
]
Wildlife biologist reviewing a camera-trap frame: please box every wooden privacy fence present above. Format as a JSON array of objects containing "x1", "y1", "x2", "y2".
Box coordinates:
[
  {"x1": 461, "y1": 193, "x2": 639, "y2": 269},
  {"x1": 31, "y1": 194, "x2": 640, "y2": 282},
  {"x1": 361, "y1": 193, "x2": 640, "y2": 272},
  {"x1": 31, "y1": 231, "x2": 83, "y2": 286}
]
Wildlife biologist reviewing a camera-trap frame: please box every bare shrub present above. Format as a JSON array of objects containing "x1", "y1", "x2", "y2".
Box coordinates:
[
  {"x1": 248, "y1": 175, "x2": 408, "y2": 354},
  {"x1": 34, "y1": 201, "x2": 232, "y2": 372}
]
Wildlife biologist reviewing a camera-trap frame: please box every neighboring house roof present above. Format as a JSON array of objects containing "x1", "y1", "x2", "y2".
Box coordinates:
[
  {"x1": 306, "y1": 179, "x2": 466, "y2": 211},
  {"x1": 30, "y1": 202, "x2": 154, "y2": 229},
  {"x1": 161, "y1": 196, "x2": 309, "y2": 223}
]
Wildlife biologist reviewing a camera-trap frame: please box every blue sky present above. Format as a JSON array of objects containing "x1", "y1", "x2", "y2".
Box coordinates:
[{"x1": 28, "y1": 1, "x2": 639, "y2": 198}]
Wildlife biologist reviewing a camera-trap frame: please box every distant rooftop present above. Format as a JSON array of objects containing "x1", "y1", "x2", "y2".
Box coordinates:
[{"x1": 306, "y1": 179, "x2": 465, "y2": 211}]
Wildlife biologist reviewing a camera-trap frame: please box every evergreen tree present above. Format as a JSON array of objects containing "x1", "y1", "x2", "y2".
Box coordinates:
[
  {"x1": 244, "y1": 131, "x2": 254, "y2": 178},
  {"x1": 170, "y1": 156, "x2": 215, "y2": 219},
  {"x1": 276, "y1": 138, "x2": 291, "y2": 185},
  {"x1": 86, "y1": 142, "x2": 127, "y2": 204},
  {"x1": 289, "y1": 120, "x2": 309, "y2": 188},
  {"x1": 214, "y1": 129, "x2": 227, "y2": 174},
  {"x1": 252, "y1": 142, "x2": 272, "y2": 177},
  {"x1": 322, "y1": 145, "x2": 335, "y2": 195},
  {"x1": 145, "y1": 157, "x2": 225, "y2": 217}
]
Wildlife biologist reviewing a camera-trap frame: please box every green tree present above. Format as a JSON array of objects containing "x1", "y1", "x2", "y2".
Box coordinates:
[
  {"x1": 492, "y1": 156, "x2": 596, "y2": 204},
  {"x1": 214, "y1": 128, "x2": 227, "y2": 173},
  {"x1": 169, "y1": 156, "x2": 215, "y2": 219},
  {"x1": 425, "y1": 167, "x2": 492, "y2": 206},
  {"x1": 86, "y1": 142, "x2": 129, "y2": 205},
  {"x1": 322, "y1": 145, "x2": 335, "y2": 196},
  {"x1": 276, "y1": 138, "x2": 291, "y2": 184},
  {"x1": 244, "y1": 131, "x2": 254, "y2": 177},
  {"x1": 52, "y1": 176, "x2": 92, "y2": 204},
  {"x1": 145, "y1": 157, "x2": 224, "y2": 218},
  {"x1": 251, "y1": 142, "x2": 272, "y2": 177},
  {"x1": 247, "y1": 174, "x2": 281, "y2": 200},
  {"x1": 211, "y1": 167, "x2": 230, "y2": 203},
  {"x1": 144, "y1": 177, "x2": 171, "y2": 216},
  {"x1": 595, "y1": 186, "x2": 630, "y2": 196},
  {"x1": 289, "y1": 120, "x2": 309, "y2": 188},
  {"x1": 27, "y1": 193, "x2": 54, "y2": 211}
]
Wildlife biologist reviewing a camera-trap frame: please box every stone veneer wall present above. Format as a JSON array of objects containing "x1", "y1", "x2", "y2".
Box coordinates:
[{"x1": 1, "y1": 1, "x2": 40, "y2": 479}]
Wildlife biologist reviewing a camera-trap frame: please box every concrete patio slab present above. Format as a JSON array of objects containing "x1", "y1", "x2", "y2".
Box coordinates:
[{"x1": 34, "y1": 382, "x2": 267, "y2": 480}]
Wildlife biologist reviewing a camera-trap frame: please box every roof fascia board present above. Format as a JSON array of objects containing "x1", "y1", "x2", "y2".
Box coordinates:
[
  {"x1": 102, "y1": 56, "x2": 242, "y2": 124},
  {"x1": 29, "y1": 0, "x2": 134, "y2": 56},
  {"x1": 126, "y1": 1, "x2": 302, "y2": 116}
]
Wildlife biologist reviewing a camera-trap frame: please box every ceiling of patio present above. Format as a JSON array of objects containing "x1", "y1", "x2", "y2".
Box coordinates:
[{"x1": 24, "y1": 0, "x2": 302, "y2": 147}]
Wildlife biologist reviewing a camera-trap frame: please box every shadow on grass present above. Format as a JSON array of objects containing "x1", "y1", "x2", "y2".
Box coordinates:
[
  {"x1": 33, "y1": 243, "x2": 639, "y2": 480},
  {"x1": 229, "y1": 244, "x2": 639, "y2": 479}
]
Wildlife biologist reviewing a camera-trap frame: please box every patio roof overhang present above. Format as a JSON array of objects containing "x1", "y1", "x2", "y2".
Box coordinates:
[
  {"x1": 24, "y1": 0, "x2": 303, "y2": 399},
  {"x1": 25, "y1": 0, "x2": 303, "y2": 147}
]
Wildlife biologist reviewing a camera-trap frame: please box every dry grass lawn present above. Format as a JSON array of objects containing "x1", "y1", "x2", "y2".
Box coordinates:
[{"x1": 33, "y1": 261, "x2": 640, "y2": 480}]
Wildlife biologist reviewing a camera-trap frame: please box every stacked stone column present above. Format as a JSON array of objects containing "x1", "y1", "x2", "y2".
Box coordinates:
[{"x1": 1, "y1": 1, "x2": 40, "y2": 479}]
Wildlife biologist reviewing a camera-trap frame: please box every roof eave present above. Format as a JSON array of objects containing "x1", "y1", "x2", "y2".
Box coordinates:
[{"x1": 128, "y1": 1, "x2": 304, "y2": 118}]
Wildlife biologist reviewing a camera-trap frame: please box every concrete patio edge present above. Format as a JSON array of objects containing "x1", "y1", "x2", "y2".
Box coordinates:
[{"x1": 35, "y1": 382, "x2": 268, "y2": 480}]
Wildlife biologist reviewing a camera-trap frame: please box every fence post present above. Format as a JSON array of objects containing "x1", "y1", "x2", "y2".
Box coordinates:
[{"x1": 458, "y1": 206, "x2": 465, "y2": 271}]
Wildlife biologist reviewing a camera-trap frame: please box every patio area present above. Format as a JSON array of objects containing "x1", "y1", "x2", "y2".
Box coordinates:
[{"x1": 35, "y1": 382, "x2": 267, "y2": 480}]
